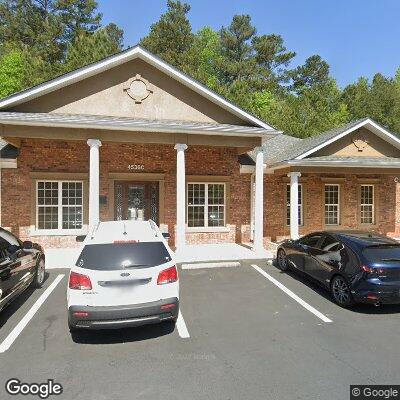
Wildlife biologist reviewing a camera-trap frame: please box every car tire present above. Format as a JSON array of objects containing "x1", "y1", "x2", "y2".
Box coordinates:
[
  {"x1": 32, "y1": 258, "x2": 45, "y2": 288},
  {"x1": 277, "y1": 249, "x2": 289, "y2": 271},
  {"x1": 330, "y1": 275, "x2": 354, "y2": 308}
]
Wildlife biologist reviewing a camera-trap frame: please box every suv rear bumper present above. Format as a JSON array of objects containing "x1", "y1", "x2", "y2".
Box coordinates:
[{"x1": 68, "y1": 297, "x2": 179, "y2": 330}]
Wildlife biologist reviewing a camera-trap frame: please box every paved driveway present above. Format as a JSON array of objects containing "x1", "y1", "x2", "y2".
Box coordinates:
[{"x1": 0, "y1": 262, "x2": 399, "y2": 400}]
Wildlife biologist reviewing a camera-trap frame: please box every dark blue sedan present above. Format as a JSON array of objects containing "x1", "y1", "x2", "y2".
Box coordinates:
[{"x1": 276, "y1": 231, "x2": 400, "y2": 307}]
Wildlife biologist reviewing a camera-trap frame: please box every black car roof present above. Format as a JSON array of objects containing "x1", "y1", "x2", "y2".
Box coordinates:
[{"x1": 322, "y1": 230, "x2": 398, "y2": 247}]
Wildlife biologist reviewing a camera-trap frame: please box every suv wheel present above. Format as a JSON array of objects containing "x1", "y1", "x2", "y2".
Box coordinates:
[
  {"x1": 33, "y1": 258, "x2": 45, "y2": 288},
  {"x1": 331, "y1": 275, "x2": 354, "y2": 307}
]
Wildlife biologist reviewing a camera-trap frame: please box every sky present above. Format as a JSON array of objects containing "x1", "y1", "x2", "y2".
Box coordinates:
[{"x1": 98, "y1": 0, "x2": 400, "y2": 88}]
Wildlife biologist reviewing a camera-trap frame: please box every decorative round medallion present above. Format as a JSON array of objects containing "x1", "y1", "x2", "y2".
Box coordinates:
[
  {"x1": 123, "y1": 74, "x2": 153, "y2": 104},
  {"x1": 352, "y1": 136, "x2": 368, "y2": 152}
]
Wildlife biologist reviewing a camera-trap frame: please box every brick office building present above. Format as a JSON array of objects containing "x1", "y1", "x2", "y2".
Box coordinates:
[{"x1": 0, "y1": 46, "x2": 400, "y2": 255}]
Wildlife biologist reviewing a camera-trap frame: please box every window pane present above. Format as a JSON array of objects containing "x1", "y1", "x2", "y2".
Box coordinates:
[
  {"x1": 208, "y1": 184, "x2": 224, "y2": 205},
  {"x1": 188, "y1": 206, "x2": 204, "y2": 227},
  {"x1": 325, "y1": 185, "x2": 339, "y2": 225},
  {"x1": 62, "y1": 206, "x2": 83, "y2": 229},
  {"x1": 188, "y1": 183, "x2": 205, "y2": 205},
  {"x1": 208, "y1": 205, "x2": 224, "y2": 227},
  {"x1": 61, "y1": 182, "x2": 83, "y2": 229},
  {"x1": 38, "y1": 206, "x2": 58, "y2": 230},
  {"x1": 360, "y1": 185, "x2": 374, "y2": 224}
]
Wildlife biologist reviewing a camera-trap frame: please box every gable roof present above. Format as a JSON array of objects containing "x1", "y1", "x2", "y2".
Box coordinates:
[
  {"x1": 265, "y1": 118, "x2": 400, "y2": 167},
  {"x1": 0, "y1": 45, "x2": 276, "y2": 131}
]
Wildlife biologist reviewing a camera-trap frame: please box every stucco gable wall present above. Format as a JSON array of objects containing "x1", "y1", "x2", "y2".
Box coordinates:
[
  {"x1": 10, "y1": 59, "x2": 246, "y2": 125},
  {"x1": 311, "y1": 127, "x2": 400, "y2": 158}
]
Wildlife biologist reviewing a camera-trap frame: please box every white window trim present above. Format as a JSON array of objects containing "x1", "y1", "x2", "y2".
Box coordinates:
[
  {"x1": 360, "y1": 184, "x2": 375, "y2": 225},
  {"x1": 324, "y1": 184, "x2": 340, "y2": 226},
  {"x1": 286, "y1": 183, "x2": 303, "y2": 226},
  {"x1": 34, "y1": 180, "x2": 86, "y2": 235},
  {"x1": 186, "y1": 182, "x2": 226, "y2": 231}
]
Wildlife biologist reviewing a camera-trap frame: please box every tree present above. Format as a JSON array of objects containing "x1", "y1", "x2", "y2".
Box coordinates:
[
  {"x1": 55, "y1": 0, "x2": 101, "y2": 43},
  {"x1": 219, "y1": 15, "x2": 257, "y2": 84},
  {"x1": 290, "y1": 55, "x2": 330, "y2": 94},
  {"x1": 0, "y1": 49, "x2": 26, "y2": 98},
  {"x1": 64, "y1": 23, "x2": 123, "y2": 72},
  {"x1": 182, "y1": 27, "x2": 224, "y2": 91},
  {"x1": 140, "y1": 0, "x2": 193, "y2": 69}
]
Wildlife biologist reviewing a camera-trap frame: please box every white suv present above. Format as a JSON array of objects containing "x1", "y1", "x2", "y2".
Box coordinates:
[{"x1": 67, "y1": 220, "x2": 179, "y2": 331}]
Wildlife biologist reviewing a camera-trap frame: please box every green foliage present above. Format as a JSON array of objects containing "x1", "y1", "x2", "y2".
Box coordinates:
[
  {"x1": 64, "y1": 23, "x2": 123, "y2": 71},
  {"x1": 0, "y1": 49, "x2": 26, "y2": 98},
  {"x1": 140, "y1": 0, "x2": 194, "y2": 69},
  {"x1": 0, "y1": 0, "x2": 124, "y2": 95},
  {"x1": 0, "y1": 0, "x2": 399, "y2": 139}
]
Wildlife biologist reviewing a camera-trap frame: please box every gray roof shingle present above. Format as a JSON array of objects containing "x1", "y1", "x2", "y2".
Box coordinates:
[
  {"x1": 265, "y1": 118, "x2": 370, "y2": 165},
  {"x1": 0, "y1": 112, "x2": 276, "y2": 137}
]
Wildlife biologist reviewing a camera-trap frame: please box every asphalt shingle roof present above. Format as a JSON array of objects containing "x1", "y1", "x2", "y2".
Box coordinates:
[
  {"x1": 0, "y1": 112, "x2": 276, "y2": 137},
  {"x1": 265, "y1": 118, "x2": 370, "y2": 165}
]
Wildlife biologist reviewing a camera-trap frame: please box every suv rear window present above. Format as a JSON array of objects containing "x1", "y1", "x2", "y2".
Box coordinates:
[
  {"x1": 76, "y1": 242, "x2": 172, "y2": 270},
  {"x1": 363, "y1": 245, "x2": 400, "y2": 263}
]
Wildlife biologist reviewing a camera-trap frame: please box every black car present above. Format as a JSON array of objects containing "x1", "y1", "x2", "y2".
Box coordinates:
[
  {"x1": 0, "y1": 228, "x2": 45, "y2": 312},
  {"x1": 277, "y1": 231, "x2": 400, "y2": 307}
]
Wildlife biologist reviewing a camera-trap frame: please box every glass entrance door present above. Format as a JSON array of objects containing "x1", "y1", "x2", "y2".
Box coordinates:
[
  {"x1": 127, "y1": 184, "x2": 145, "y2": 220},
  {"x1": 114, "y1": 181, "x2": 159, "y2": 224}
]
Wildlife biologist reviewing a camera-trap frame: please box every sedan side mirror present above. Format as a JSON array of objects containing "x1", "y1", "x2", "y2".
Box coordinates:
[
  {"x1": 22, "y1": 240, "x2": 33, "y2": 249},
  {"x1": 76, "y1": 235, "x2": 86, "y2": 242},
  {"x1": 162, "y1": 232, "x2": 171, "y2": 240}
]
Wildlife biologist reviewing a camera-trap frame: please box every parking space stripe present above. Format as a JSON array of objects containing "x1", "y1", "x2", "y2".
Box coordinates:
[
  {"x1": 0, "y1": 274, "x2": 65, "y2": 353},
  {"x1": 251, "y1": 265, "x2": 332, "y2": 323},
  {"x1": 176, "y1": 310, "x2": 190, "y2": 338}
]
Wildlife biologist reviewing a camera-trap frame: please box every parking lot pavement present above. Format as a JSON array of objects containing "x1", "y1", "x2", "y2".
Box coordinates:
[{"x1": 0, "y1": 265, "x2": 400, "y2": 400}]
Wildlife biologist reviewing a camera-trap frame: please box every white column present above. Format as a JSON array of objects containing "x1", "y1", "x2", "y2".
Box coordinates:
[
  {"x1": 253, "y1": 147, "x2": 264, "y2": 252},
  {"x1": 87, "y1": 139, "x2": 102, "y2": 230},
  {"x1": 174, "y1": 143, "x2": 188, "y2": 250},
  {"x1": 288, "y1": 172, "x2": 301, "y2": 240}
]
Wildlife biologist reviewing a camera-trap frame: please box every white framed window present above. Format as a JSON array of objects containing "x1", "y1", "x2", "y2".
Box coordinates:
[
  {"x1": 360, "y1": 185, "x2": 374, "y2": 224},
  {"x1": 187, "y1": 183, "x2": 226, "y2": 228},
  {"x1": 324, "y1": 184, "x2": 340, "y2": 225},
  {"x1": 286, "y1": 183, "x2": 303, "y2": 226},
  {"x1": 36, "y1": 181, "x2": 83, "y2": 232}
]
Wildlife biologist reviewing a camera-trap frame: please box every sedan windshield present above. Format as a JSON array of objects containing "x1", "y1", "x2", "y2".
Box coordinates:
[{"x1": 76, "y1": 242, "x2": 172, "y2": 270}]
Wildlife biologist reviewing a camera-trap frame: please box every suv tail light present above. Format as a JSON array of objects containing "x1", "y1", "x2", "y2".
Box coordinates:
[
  {"x1": 157, "y1": 266, "x2": 178, "y2": 285},
  {"x1": 69, "y1": 272, "x2": 92, "y2": 290}
]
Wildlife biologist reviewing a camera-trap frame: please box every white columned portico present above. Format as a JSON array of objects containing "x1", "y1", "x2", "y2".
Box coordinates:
[
  {"x1": 288, "y1": 171, "x2": 301, "y2": 240},
  {"x1": 87, "y1": 139, "x2": 102, "y2": 230},
  {"x1": 253, "y1": 146, "x2": 264, "y2": 253},
  {"x1": 174, "y1": 143, "x2": 188, "y2": 250}
]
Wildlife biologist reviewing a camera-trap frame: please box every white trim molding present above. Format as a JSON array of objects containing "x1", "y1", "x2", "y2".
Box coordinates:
[
  {"x1": 0, "y1": 46, "x2": 274, "y2": 130},
  {"x1": 295, "y1": 119, "x2": 400, "y2": 160}
]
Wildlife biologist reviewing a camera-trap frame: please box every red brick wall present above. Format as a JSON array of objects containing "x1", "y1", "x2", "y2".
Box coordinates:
[
  {"x1": 1, "y1": 139, "x2": 252, "y2": 249},
  {"x1": 265, "y1": 172, "x2": 400, "y2": 242}
]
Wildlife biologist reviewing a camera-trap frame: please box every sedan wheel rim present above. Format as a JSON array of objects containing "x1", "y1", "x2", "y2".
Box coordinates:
[
  {"x1": 37, "y1": 260, "x2": 45, "y2": 283},
  {"x1": 332, "y1": 278, "x2": 350, "y2": 304},
  {"x1": 278, "y1": 251, "x2": 287, "y2": 268}
]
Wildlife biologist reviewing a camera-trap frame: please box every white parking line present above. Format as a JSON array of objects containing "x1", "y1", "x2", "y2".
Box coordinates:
[
  {"x1": 251, "y1": 265, "x2": 332, "y2": 323},
  {"x1": 176, "y1": 310, "x2": 190, "y2": 338},
  {"x1": 0, "y1": 274, "x2": 65, "y2": 353}
]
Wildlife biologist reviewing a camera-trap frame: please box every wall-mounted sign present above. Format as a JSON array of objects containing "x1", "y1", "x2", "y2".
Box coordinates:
[{"x1": 128, "y1": 164, "x2": 145, "y2": 171}]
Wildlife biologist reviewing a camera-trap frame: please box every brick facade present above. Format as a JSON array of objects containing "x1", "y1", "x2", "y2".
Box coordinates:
[
  {"x1": 1, "y1": 138, "x2": 252, "y2": 249},
  {"x1": 265, "y1": 171, "x2": 400, "y2": 242}
]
